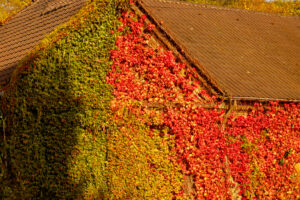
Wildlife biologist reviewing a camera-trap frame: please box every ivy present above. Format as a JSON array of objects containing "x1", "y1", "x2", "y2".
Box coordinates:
[
  {"x1": 0, "y1": 0, "x2": 129, "y2": 199},
  {"x1": 108, "y1": 8, "x2": 300, "y2": 199},
  {"x1": 1, "y1": 0, "x2": 299, "y2": 199}
]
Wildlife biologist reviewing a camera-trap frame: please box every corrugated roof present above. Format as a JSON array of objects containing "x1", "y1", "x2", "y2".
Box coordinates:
[
  {"x1": 137, "y1": 0, "x2": 300, "y2": 101},
  {"x1": 0, "y1": 0, "x2": 86, "y2": 84}
]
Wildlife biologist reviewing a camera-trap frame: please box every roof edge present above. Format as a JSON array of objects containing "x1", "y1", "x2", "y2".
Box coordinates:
[
  {"x1": 230, "y1": 96, "x2": 300, "y2": 103},
  {"x1": 0, "y1": 0, "x2": 36, "y2": 26},
  {"x1": 140, "y1": 0, "x2": 300, "y2": 19},
  {"x1": 134, "y1": 0, "x2": 300, "y2": 103},
  {"x1": 134, "y1": 0, "x2": 226, "y2": 96}
]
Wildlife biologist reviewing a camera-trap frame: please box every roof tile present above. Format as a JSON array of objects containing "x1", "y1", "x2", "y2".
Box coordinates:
[
  {"x1": 0, "y1": 0, "x2": 86, "y2": 84},
  {"x1": 139, "y1": 0, "x2": 300, "y2": 101}
]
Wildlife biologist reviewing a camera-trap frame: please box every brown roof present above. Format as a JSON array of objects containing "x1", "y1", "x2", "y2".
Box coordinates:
[
  {"x1": 0, "y1": 0, "x2": 86, "y2": 84},
  {"x1": 137, "y1": 0, "x2": 300, "y2": 101}
]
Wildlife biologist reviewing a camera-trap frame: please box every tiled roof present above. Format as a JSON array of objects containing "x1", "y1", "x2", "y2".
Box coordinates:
[
  {"x1": 137, "y1": 0, "x2": 300, "y2": 101},
  {"x1": 0, "y1": 0, "x2": 86, "y2": 84}
]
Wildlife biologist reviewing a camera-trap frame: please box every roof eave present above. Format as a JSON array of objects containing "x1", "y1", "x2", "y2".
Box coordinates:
[
  {"x1": 134, "y1": 0, "x2": 300, "y2": 103},
  {"x1": 134, "y1": 0, "x2": 225, "y2": 96}
]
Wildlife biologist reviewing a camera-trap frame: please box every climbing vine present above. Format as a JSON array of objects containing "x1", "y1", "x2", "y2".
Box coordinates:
[
  {"x1": 108, "y1": 7, "x2": 300, "y2": 199},
  {"x1": 0, "y1": 0, "x2": 130, "y2": 199},
  {"x1": 1, "y1": 0, "x2": 298, "y2": 199}
]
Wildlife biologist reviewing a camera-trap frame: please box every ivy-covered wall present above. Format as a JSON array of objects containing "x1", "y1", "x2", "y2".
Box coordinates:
[
  {"x1": 0, "y1": 0, "x2": 129, "y2": 199},
  {"x1": 1, "y1": 0, "x2": 299, "y2": 199},
  {"x1": 107, "y1": 8, "x2": 300, "y2": 199}
]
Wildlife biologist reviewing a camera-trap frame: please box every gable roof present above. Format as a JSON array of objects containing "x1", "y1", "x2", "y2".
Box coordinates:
[
  {"x1": 0, "y1": 0, "x2": 86, "y2": 84},
  {"x1": 137, "y1": 0, "x2": 300, "y2": 102}
]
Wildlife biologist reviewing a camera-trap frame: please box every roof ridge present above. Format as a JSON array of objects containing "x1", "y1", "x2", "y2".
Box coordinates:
[
  {"x1": 0, "y1": 0, "x2": 86, "y2": 84},
  {"x1": 137, "y1": 0, "x2": 300, "y2": 101},
  {"x1": 147, "y1": 0, "x2": 300, "y2": 19},
  {"x1": 42, "y1": 0, "x2": 73, "y2": 15},
  {"x1": 0, "y1": 0, "x2": 44, "y2": 29}
]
